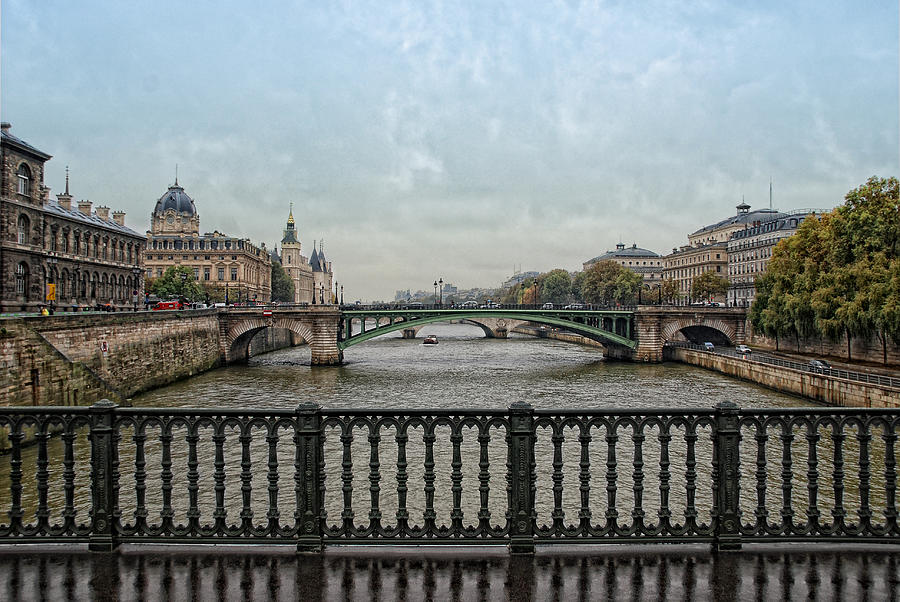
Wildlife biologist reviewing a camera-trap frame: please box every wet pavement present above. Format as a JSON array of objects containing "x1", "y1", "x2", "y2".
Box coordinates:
[{"x1": 1, "y1": 544, "x2": 898, "y2": 601}]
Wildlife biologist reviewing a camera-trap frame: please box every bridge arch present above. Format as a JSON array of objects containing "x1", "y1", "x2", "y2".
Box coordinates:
[
  {"x1": 224, "y1": 317, "x2": 314, "y2": 364},
  {"x1": 660, "y1": 317, "x2": 736, "y2": 346}
]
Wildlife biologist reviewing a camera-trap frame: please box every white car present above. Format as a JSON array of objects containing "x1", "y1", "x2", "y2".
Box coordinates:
[
  {"x1": 542, "y1": 303, "x2": 554, "y2": 309},
  {"x1": 735, "y1": 345, "x2": 752, "y2": 354},
  {"x1": 460, "y1": 301, "x2": 478, "y2": 308}
]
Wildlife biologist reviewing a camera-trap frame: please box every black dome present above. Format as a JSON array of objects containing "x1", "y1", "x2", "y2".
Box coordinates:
[{"x1": 154, "y1": 184, "x2": 196, "y2": 216}]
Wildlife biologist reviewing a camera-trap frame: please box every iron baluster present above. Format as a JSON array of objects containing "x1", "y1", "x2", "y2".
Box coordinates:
[
  {"x1": 550, "y1": 429, "x2": 565, "y2": 534},
  {"x1": 62, "y1": 428, "x2": 77, "y2": 533},
  {"x1": 806, "y1": 420, "x2": 821, "y2": 534},
  {"x1": 159, "y1": 420, "x2": 174, "y2": 534},
  {"x1": 132, "y1": 426, "x2": 148, "y2": 534},
  {"x1": 265, "y1": 426, "x2": 280, "y2": 534},
  {"x1": 239, "y1": 428, "x2": 254, "y2": 534},
  {"x1": 631, "y1": 424, "x2": 646, "y2": 533},
  {"x1": 858, "y1": 422, "x2": 872, "y2": 534},
  {"x1": 831, "y1": 422, "x2": 846, "y2": 533},
  {"x1": 8, "y1": 421, "x2": 24, "y2": 534},
  {"x1": 754, "y1": 422, "x2": 769, "y2": 534},
  {"x1": 35, "y1": 423, "x2": 50, "y2": 533},
  {"x1": 780, "y1": 419, "x2": 794, "y2": 534},
  {"x1": 450, "y1": 428, "x2": 464, "y2": 533},
  {"x1": 213, "y1": 430, "x2": 227, "y2": 534},
  {"x1": 477, "y1": 428, "x2": 492, "y2": 534},
  {"x1": 340, "y1": 425, "x2": 355, "y2": 534},
  {"x1": 605, "y1": 422, "x2": 619, "y2": 533},
  {"x1": 657, "y1": 423, "x2": 672, "y2": 533},
  {"x1": 395, "y1": 428, "x2": 410, "y2": 534},
  {"x1": 423, "y1": 426, "x2": 437, "y2": 534},
  {"x1": 186, "y1": 422, "x2": 201, "y2": 534},
  {"x1": 368, "y1": 424, "x2": 383, "y2": 533},
  {"x1": 578, "y1": 425, "x2": 592, "y2": 534},
  {"x1": 507, "y1": 402, "x2": 535, "y2": 554},
  {"x1": 683, "y1": 424, "x2": 698, "y2": 532},
  {"x1": 88, "y1": 400, "x2": 117, "y2": 551}
]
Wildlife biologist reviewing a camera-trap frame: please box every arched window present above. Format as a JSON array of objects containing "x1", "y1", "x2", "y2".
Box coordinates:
[
  {"x1": 15, "y1": 262, "x2": 28, "y2": 295},
  {"x1": 17, "y1": 164, "x2": 31, "y2": 195},
  {"x1": 17, "y1": 214, "x2": 29, "y2": 245}
]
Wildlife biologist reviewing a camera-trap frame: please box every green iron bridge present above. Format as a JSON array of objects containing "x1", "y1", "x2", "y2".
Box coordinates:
[{"x1": 338, "y1": 305, "x2": 637, "y2": 351}]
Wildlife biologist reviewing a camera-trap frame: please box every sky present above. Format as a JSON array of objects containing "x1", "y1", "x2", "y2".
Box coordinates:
[{"x1": 2, "y1": 1, "x2": 897, "y2": 301}]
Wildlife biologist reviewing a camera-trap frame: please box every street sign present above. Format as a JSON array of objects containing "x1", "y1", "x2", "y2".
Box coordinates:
[{"x1": 45, "y1": 283, "x2": 56, "y2": 301}]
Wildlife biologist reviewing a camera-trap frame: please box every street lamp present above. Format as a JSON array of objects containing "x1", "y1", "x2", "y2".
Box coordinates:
[
  {"x1": 179, "y1": 272, "x2": 188, "y2": 308},
  {"x1": 340, "y1": 285, "x2": 344, "y2": 305},
  {"x1": 532, "y1": 280, "x2": 538, "y2": 308},
  {"x1": 131, "y1": 267, "x2": 142, "y2": 312},
  {"x1": 438, "y1": 278, "x2": 443, "y2": 307},
  {"x1": 521, "y1": 282, "x2": 526, "y2": 307},
  {"x1": 433, "y1": 280, "x2": 438, "y2": 307}
]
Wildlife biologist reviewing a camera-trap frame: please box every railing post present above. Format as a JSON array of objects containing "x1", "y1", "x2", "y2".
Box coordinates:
[
  {"x1": 507, "y1": 402, "x2": 535, "y2": 554},
  {"x1": 714, "y1": 401, "x2": 742, "y2": 551},
  {"x1": 89, "y1": 399, "x2": 118, "y2": 552},
  {"x1": 296, "y1": 402, "x2": 323, "y2": 553}
]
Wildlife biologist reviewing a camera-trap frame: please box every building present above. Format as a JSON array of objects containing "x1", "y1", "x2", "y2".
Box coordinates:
[
  {"x1": 662, "y1": 241, "x2": 728, "y2": 303},
  {"x1": 727, "y1": 210, "x2": 820, "y2": 307},
  {"x1": 583, "y1": 243, "x2": 663, "y2": 282},
  {"x1": 276, "y1": 207, "x2": 334, "y2": 304},
  {"x1": 688, "y1": 202, "x2": 786, "y2": 246},
  {"x1": 144, "y1": 180, "x2": 271, "y2": 303},
  {"x1": 1, "y1": 123, "x2": 145, "y2": 312}
]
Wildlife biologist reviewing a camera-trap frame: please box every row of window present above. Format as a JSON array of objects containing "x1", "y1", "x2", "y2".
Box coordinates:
[
  {"x1": 16, "y1": 214, "x2": 142, "y2": 264},
  {"x1": 150, "y1": 238, "x2": 261, "y2": 253},
  {"x1": 14, "y1": 262, "x2": 138, "y2": 301}
]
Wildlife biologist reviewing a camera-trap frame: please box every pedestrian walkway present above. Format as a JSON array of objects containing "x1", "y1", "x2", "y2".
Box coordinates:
[{"x1": 1, "y1": 544, "x2": 897, "y2": 601}]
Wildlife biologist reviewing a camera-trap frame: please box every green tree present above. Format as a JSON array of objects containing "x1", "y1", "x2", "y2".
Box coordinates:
[
  {"x1": 539, "y1": 269, "x2": 571, "y2": 305},
  {"x1": 691, "y1": 271, "x2": 729, "y2": 303},
  {"x1": 271, "y1": 260, "x2": 295, "y2": 302},
  {"x1": 149, "y1": 266, "x2": 204, "y2": 302},
  {"x1": 579, "y1": 261, "x2": 642, "y2": 305},
  {"x1": 660, "y1": 278, "x2": 680, "y2": 304}
]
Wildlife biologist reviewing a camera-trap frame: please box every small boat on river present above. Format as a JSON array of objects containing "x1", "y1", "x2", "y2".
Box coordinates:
[{"x1": 423, "y1": 334, "x2": 439, "y2": 345}]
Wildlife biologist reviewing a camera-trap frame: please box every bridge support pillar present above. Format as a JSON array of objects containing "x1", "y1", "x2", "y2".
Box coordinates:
[
  {"x1": 309, "y1": 313, "x2": 343, "y2": 365},
  {"x1": 492, "y1": 328, "x2": 508, "y2": 339},
  {"x1": 401, "y1": 328, "x2": 417, "y2": 339}
]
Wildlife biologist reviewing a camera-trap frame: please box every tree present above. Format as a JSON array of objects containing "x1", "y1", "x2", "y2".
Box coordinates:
[
  {"x1": 539, "y1": 269, "x2": 571, "y2": 305},
  {"x1": 660, "y1": 278, "x2": 680, "y2": 304},
  {"x1": 691, "y1": 270, "x2": 729, "y2": 303},
  {"x1": 579, "y1": 261, "x2": 642, "y2": 305},
  {"x1": 271, "y1": 260, "x2": 295, "y2": 302},
  {"x1": 148, "y1": 266, "x2": 204, "y2": 302}
]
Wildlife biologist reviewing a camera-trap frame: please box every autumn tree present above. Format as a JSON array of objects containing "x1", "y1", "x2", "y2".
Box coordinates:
[
  {"x1": 691, "y1": 270, "x2": 729, "y2": 303},
  {"x1": 149, "y1": 266, "x2": 204, "y2": 302},
  {"x1": 579, "y1": 260, "x2": 642, "y2": 305}
]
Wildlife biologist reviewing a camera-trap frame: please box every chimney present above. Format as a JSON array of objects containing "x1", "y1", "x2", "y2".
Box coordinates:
[
  {"x1": 1, "y1": 122, "x2": 10, "y2": 133},
  {"x1": 57, "y1": 192, "x2": 72, "y2": 211},
  {"x1": 78, "y1": 200, "x2": 93, "y2": 216},
  {"x1": 112, "y1": 210, "x2": 126, "y2": 226},
  {"x1": 96, "y1": 205, "x2": 110, "y2": 220}
]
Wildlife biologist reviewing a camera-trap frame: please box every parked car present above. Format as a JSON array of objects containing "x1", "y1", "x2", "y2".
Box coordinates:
[
  {"x1": 405, "y1": 302, "x2": 424, "y2": 309},
  {"x1": 563, "y1": 303, "x2": 585, "y2": 309},
  {"x1": 542, "y1": 303, "x2": 554, "y2": 309},
  {"x1": 707, "y1": 302, "x2": 724, "y2": 307},
  {"x1": 479, "y1": 302, "x2": 501, "y2": 308},
  {"x1": 460, "y1": 301, "x2": 478, "y2": 308},
  {"x1": 703, "y1": 342, "x2": 715, "y2": 352},
  {"x1": 809, "y1": 359, "x2": 831, "y2": 370},
  {"x1": 735, "y1": 344, "x2": 752, "y2": 354}
]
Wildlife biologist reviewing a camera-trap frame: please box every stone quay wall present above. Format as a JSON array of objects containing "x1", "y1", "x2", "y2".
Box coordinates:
[
  {"x1": 747, "y1": 327, "x2": 900, "y2": 368},
  {"x1": 665, "y1": 346, "x2": 900, "y2": 408}
]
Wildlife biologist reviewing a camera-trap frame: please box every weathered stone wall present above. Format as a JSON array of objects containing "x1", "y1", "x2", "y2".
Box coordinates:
[
  {"x1": 248, "y1": 327, "x2": 299, "y2": 356},
  {"x1": 666, "y1": 346, "x2": 900, "y2": 408},
  {"x1": 30, "y1": 310, "x2": 223, "y2": 399},
  {"x1": 747, "y1": 324, "x2": 900, "y2": 368},
  {"x1": 0, "y1": 319, "x2": 117, "y2": 407}
]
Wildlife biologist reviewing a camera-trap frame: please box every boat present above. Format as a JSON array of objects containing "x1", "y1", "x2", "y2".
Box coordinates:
[{"x1": 423, "y1": 334, "x2": 439, "y2": 345}]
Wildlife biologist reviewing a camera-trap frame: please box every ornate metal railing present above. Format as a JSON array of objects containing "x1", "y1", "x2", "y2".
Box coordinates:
[{"x1": 0, "y1": 401, "x2": 897, "y2": 552}]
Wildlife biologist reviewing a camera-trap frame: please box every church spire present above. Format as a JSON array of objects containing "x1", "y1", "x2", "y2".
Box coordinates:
[{"x1": 287, "y1": 201, "x2": 294, "y2": 225}]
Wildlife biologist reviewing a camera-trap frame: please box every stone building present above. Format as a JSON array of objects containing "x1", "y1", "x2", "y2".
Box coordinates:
[
  {"x1": 1, "y1": 123, "x2": 145, "y2": 313},
  {"x1": 583, "y1": 243, "x2": 663, "y2": 283},
  {"x1": 688, "y1": 202, "x2": 786, "y2": 246},
  {"x1": 276, "y1": 207, "x2": 334, "y2": 304},
  {"x1": 144, "y1": 180, "x2": 271, "y2": 303},
  {"x1": 727, "y1": 210, "x2": 819, "y2": 307},
  {"x1": 662, "y1": 242, "x2": 728, "y2": 304}
]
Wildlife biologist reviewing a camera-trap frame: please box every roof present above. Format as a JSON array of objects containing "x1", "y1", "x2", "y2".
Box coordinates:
[
  {"x1": 43, "y1": 199, "x2": 143, "y2": 238},
  {"x1": 154, "y1": 183, "x2": 197, "y2": 216},
  {"x1": 309, "y1": 244, "x2": 321, "y2": 271},
  {"x1": 585, "y1": 243, "x2": 660, "y2": 264},
  {"x1": 691, "y1": 208, "x2": 785, "y2": 236},
  {"x1": 1, "y1": 125, "x2": 52, "y2": 161}
]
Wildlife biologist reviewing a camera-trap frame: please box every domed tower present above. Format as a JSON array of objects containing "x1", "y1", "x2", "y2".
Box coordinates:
[{"x1": 150, "y1": 178, "x2": 199, "y2": 236}]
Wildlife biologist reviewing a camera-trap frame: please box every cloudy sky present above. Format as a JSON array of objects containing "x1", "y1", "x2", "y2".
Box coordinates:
[{"x1": 3, "y1": 1, "x2": 897, "y2": 301}]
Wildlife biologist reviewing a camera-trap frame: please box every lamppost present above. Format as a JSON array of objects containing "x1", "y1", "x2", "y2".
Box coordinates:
[
  {"x1": 438, "y1": 278, "x2": 443, "y2": 307},
  {"x1": 340, "y1": 285, "x2": 344, "y2": 305},
  {"x1": 521, "y1": 282, "x2": 526, "y2": 307},
  {"x1": 532, "y1": 279, "x2": 538, "y2": 308},
  {"x1": 179, "y1": 272, "x2": 188, "y2": 308}
]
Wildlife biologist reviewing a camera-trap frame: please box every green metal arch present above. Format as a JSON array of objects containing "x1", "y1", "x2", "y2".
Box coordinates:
[{"x1": 339, "y1": 310, "x2": 636, "y2": 350}]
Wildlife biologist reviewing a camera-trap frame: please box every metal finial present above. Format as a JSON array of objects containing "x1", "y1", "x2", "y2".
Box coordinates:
[
  {"x1": 65, "y1": 166, "x2": 69, "y2": 195},
  {"x1": 175, "y1": 164, "x2": 178, "y2": 186}
]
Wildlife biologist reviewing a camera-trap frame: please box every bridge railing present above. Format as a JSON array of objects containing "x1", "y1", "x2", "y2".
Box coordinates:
[
  {"x1": 340, "y1": 303, "x2": 638, "y2": 311},
  {"x1": 666, "y1": 341, "x2": 900, "y2": 389},
  {"x1": 0, "y1": 401, "x2": 897, "y2": 552}
]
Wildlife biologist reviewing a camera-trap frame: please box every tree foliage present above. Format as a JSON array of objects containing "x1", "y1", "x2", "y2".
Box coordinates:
[
  {"x1": 660, "y1": 278, "x2": 680, "y2": 304},
  {"x1": 271, "y1": 260, "x2": 295, "y2": 302},
  {"x1": 539, "y1": 269, "x2": 571, "y2": 304},
  {"x1": 691, "y1": 271, "x2": 729, "y2": 302},
  {"x1": 750, "y1": 176, "x2": 900, "y2": 362},
  {"x1": 579, "y1": 260, "x2": 642, "y2": 305},
  {"x1": 148, "y1": 266, "x2": 205, "y2": 302}
]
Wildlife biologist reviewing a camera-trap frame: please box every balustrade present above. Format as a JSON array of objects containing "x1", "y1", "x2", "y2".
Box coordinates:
[{"x1": 0, "y1": 402, "x2": 897, "y2": 553}]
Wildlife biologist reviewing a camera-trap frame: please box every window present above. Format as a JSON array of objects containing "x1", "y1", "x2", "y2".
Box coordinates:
[
  {"x1": 17, "y1": 215, "x2": 29, "y2": 245},
  {"x1": 193, "y1": 268, "x2": 200, "y2": 279},
  {"x1": 156, "y1": 268, "x2": 163, "y2": 277},
  {"x1": 16, "y1": 164, "x2": 31, "y2": 195},
  {"x1": 230, "y1": 268, "x2": 238, "y2": 281},
  {"x1": 50, "y1": 228, "x2": 58, "y2": 251},
  {"x1": 15, "y1": 262, "x2": 28, "y2": 295},
  {"x1": 204, "y1": 268, "x2": 210, "y2": 281},
  {"x1": 232, "y1": 255, "x2": 237, "y2": 260},
  {"x1": 218, "y1": 268, "x2": 224, "y2": 280}
]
